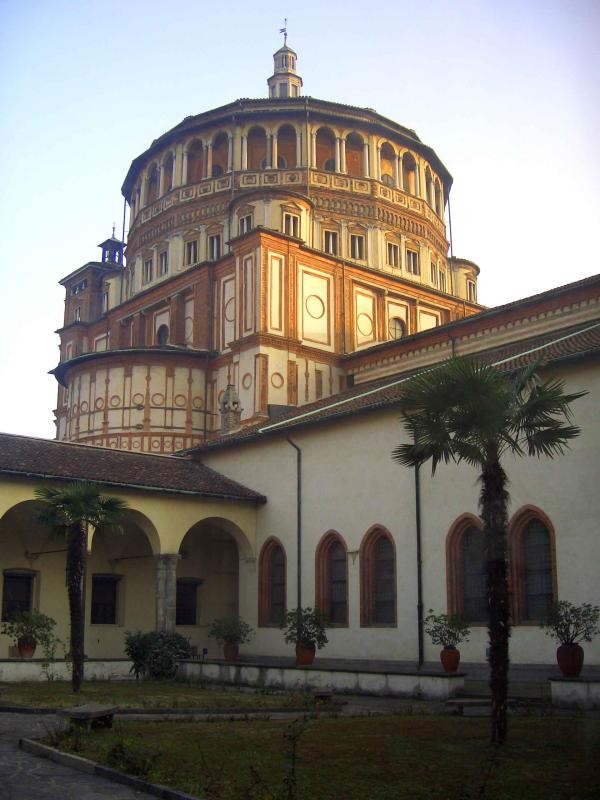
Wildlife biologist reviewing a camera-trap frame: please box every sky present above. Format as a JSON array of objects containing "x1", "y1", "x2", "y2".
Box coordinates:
[{"x1": 0, "y1": 0, "x2": 598, "y2": 439}]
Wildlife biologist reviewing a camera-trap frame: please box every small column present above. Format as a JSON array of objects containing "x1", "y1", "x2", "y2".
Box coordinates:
[
  {"x1": 158, "y1": 163, "x2": 165, "y2": 197},
  {"x1": 335, "y1": 138, "x2": 341, "y2": 173},
  {"x1": 241, "y1": 135, "x2": 248, "y2": 170},
  {"x1": 155, "y1": 554, "x2": 181, "y2": 633},
  {"x1": 311, "y1": 132, "x2": 317, "y2": 168},
  {"x1": 181, "y1": 149, "x2": 189, "y2": 186},
  {"x1": 393, "y1": 156, "x2": 400, "y2": 189},
  {"x1": 398, "y1": 155, "x2": 404, "y2": 191},
  {"x1": 296, "y1": 129, "x2": 302, "y2": 167},
  {"x1": 271, "y1": 132, "x2": 278, "y2": 169},
  {"x1": 376, "y1": 145, "x2": 382, "y2": 181},
  {"x1": 227, "y1": 134, "x2": 233, "y2": 172},
  {"x1": 417, "y1": 161, "x2": 425, "y2": 198},
  {"x1": 171, "y1": 150, "x2": 179, "y2": 188},
  {"x1": 340, "y1": 138, "x2": 347, "y2": 174},
  {"x1": 205, "y1": 143, "x2": 213, "y2": 179},
  {"x1": 363, "y1": 142, "x2": 370, "y2": 178}
]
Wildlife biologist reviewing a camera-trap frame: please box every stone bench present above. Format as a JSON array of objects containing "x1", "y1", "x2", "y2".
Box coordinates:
[{"x1": 60, "y1": 703, "x2": 118, "y2": 730}]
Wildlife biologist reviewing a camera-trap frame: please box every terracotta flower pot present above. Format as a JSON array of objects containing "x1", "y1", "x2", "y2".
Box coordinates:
[
  {"x1": 295, "y1": 643, "x2": 316, "y2": 666},
  {"x1": 223, "y1": 643, "x2": 239, "y2": 662},
  {"x1": 17, "y1": 638, "x2": 37, "y2": 659},
  {"x1": 556, "y1": 643, "x2": 584, "y2": 677},
  {"x1": 440, "y1": 645, "x2": 460, "y2": 673}
]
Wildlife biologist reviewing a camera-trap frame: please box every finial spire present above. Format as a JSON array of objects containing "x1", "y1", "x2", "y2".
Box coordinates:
[
  {"x1": 279, "y1": 18, "x2": 287, "y2": 46},
  {"x1": 112, "y1": 223, "x2": 116, "y2": 238}
]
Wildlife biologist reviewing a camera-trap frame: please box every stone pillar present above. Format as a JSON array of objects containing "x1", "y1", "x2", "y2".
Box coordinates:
[
  {"x1": 155, "y1": 554, "x2": 181, "y2": 633},
  {"x1": 311, "y1": 132, "x2": 317, "y2": 168},
  {"x1": 241, "y1": 135, "x2": 248, "y2": 170},
  {"x1": 205, "y1": 143, "x2": 213, "y2": 179},
  {"x1": 335, "y1": 137, "x2": 341, "y2": 173},
  {"x1": 296, "y1": 130, "x2": 301, "y2": 167},
  {"x1": 271, "y1": 132, "x2": 278, "y2": 169},
  {"x1": 227, "y1": 134, "x2": 233, "y2": 172},
  {"x1": 181, "y1": 149, "x2": 188, "y2": 186},
  {"x1": 171, "y1": 150, "x2": 177, "y2": 188},
  {"x1": 376, "y1": 145, "x2": 382, "y2": 181},
  {"x1": 158, "y1": 163, "x2": 165, "y2": 197},
  {"x1": 393, "y1": 156, "x2": 400, "y2": 189},
  {"x1": 340, "y1": 138, "x2": 346, "y2": 173},
  {"x1": 363, "y1": 142, "x2": 370, "y2": 177}
]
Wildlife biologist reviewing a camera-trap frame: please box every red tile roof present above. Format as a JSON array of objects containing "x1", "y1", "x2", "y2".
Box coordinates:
[
  {"x1": 195, "y1": 318, "x2": 600, "y2": 451},
  {"x1": 0, "y1": 433, "x2": 265, "y2": 501}
]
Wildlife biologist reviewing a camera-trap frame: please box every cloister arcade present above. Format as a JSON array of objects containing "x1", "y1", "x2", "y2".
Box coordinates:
[{"x1": 0, "y1": 481, "x2": 258, "y2": 660}]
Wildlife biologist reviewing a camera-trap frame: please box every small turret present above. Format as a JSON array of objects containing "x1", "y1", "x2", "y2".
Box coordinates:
[
  {"x1": 267, "y1": 25, "x2": 302, "y2": 99},
  {"x1": 98, "y1": 226, "x2": 124, "y2": 265}
]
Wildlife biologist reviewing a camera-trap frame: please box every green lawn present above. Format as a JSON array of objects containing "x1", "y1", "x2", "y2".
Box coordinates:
[
  {"x1": 46, "y1": 715, "x2": 600, "y2": 800},
  {"x1": 0, "y1": 680, "x2": 313, "y2": 710}
]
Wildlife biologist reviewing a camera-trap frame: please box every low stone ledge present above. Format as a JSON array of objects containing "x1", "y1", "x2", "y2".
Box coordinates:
[
  {"x1": 178, "y1": 660, "x2": 464, "y2": 701},
  {"x1": 549, "y1": 678, "x2": 600, "y2": 709},
  {"x1": 0, "y1": 659, "x2": 134, "y2": 682}
]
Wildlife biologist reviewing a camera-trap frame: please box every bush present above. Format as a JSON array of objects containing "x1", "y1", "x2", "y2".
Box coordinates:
[
  {"x1": 424, "y1": 610, "x2": 470, "y2": 648},
  {"x1": 124, "y1": 630, "x2": 192, "y2": 680},
  {"x1": 541, "y1": 601, "x2": 600, "y2": 645},
  {"x1": 208, "y1": 616, "x2": 254, "y2": 645},
  {"x1": 282, "y1": 607, "x2": 328, "y2": 650}
]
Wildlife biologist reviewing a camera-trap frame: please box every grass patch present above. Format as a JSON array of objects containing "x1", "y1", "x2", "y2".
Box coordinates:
[
  {"x1": 45, "y1": 715, "x2": 600, "y2": 799},
  {"x1": 0, "y1": 680, "x2": 313, "y2": 710}
]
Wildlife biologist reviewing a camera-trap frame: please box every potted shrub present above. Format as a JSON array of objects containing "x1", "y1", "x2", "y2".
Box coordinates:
[
  {"x1": 208, "y1": 616, "x2": 253, "y2": 661},
  {"x1": 541, "y1": 601, "x2": 600, "y2": 677},
  {"x1": 1, "y1": 610, "x2": 57, "y2": 659},
  {"x1": 424, "y1": 610, "x2": 470, "y2": 673},
  {"x1": 282, "y1": 607, "x2": 328, "y2": 666}
]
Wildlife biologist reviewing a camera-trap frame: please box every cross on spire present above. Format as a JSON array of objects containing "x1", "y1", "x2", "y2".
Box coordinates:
[{"x1": 279, "y1": 18, "x2": 287, "y2": 46}]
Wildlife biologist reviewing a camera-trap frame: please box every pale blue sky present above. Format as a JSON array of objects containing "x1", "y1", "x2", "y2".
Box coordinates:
[{"x1": 1, "y1": 0, "x2": 598, "y2": 438}]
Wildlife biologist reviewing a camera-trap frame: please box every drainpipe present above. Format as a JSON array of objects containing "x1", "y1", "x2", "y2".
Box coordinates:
[
  {"x1": 286, "y1": 435, "x2": 302, "y2": 608},
  {"x1": 414, "y1": 464, "x2": 424, "y2": 668}
]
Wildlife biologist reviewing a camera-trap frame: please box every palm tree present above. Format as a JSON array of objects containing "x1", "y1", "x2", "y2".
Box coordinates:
[
  {"x1": 35, "y1": 482, "x2": 127, "y2": 693},
  {"x1": 392, "y1": 357, "x2": 585, "y2": 744}
]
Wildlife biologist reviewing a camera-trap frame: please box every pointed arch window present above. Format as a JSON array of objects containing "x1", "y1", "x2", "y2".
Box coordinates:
[
  {"x1": 360, "y1": 527, "x2": 396, "y2": 626},
  {"x1": 509, "y1": 509, "x2": 556, "y2": 623},
  {"x1": 259, "y1": 538, "x2": 286, "y2": 626},
  {"x1": 446, "y1": 515, "x2": 487, "y2": 624},
  {"x1": 315, "y1": 533, "x2": 348, "y2": 625}
]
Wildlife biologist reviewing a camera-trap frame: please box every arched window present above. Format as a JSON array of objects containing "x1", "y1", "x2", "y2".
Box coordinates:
[
  {"x1": 316, "y1": 127, "x2": 336, "y2": 171},
  {"x1": 187, "y1": 140, "x2": 204, "y2": 184},
  {"x1": 315, "y1": 532, "x2": 348, "y2": 625},
  {"x1": 163, "y1": 152, "x2": 174, "y2": 194},
  {"x1": 156, "y1": 324, "x2": 169, "y2": 345},
  {"x1": 346, "y1": 132, "x2": 364, "y2": 177},
  {"x1": 278, "y1": 124, "x2": 297, "y2": 168},
  {"x1": 388, "y1": 317, "x2": 406, "y2": 340},
  {"x1": 425, "y1": 167, "x2": 434, "y2": 208},
  {"x1": 247, "y1": 127, "x2": 267, "y2": 170},
  {"x1": 258, "y1": 538, "x2": 286, "y2": 626},
  {"x1": 212, "y1": 131, "x2": 229, "y2": 175},
  {"x1": 446, "y1": 514, "x2": 486, "y2": 623},
  {"x1": 147, "y1": 164, "x2": 159, "y2": 204},
  {"x1": 360, "y1": 526, "x2": 396, "y2": 626},
  {"x1": 380, "y1": 142, "x2": 395, "y2": 185},
  {"x1": 509, "y1": 508, "x2": 556, "y2": 623},
  {"x1": 462, "y1": 527, "x2": 487, "y2": 622},
  {"x1": 402, "y1": 152, "x2": 417, "y2": 196}
]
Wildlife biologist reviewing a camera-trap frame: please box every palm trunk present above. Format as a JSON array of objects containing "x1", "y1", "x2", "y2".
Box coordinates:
[
  {"x1": 66, "y1": 522, "x2": 86, "y2": 693},
  {"x1": 480, "y1": 454, "x2": 510, "y2": 744}
]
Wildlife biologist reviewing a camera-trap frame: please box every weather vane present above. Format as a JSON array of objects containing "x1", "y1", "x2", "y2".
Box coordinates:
[{"x1": 279, "y1": 18, "x2": 287, "y2": 46}]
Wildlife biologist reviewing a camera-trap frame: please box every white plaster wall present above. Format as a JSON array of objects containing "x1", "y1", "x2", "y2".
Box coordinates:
[{"x1": 203, "y1": 358, "x2": 600, "y2": 666}]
